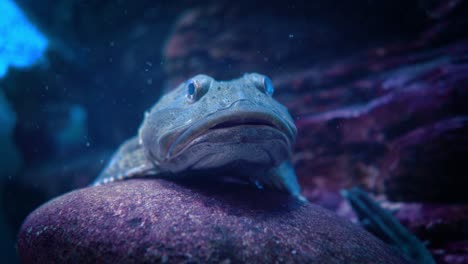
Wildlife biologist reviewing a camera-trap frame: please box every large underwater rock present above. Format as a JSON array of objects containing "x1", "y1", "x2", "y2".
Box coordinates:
[
  {"x1": 337, "y1": 198, "x2": 468, "y2": 264},
  {"x1": 161, "y1": 4, "x2": 468, "y2": 262},
  {"x1": 18, "y1": 179, "x2": 407, "y2": 263},
  {"x1": 381, "y1": 117, "x2": 468, "y2": 203},
  {"x1": 162, "y1": 1, "x2": 440, "y2": 89},
  {"x1": 292, "y1": 55, "x2": 468, "y2": 204},
  {"x1": 162, "y1": 2, "x2": 468, "y2": 208},
  {"x1": 392, "y1": 203, "x2": 468, "y2": 264}
]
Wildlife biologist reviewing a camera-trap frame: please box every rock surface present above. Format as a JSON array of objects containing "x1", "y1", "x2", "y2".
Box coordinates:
[
  {"x1": 381, "y1": 117, "x2": 468, "y2": 202},
  {"x1": 18, "y1": 179, "x2": 407, "y2": 263},
  {"x1": 162, "y1": 1, "x2": 468, "y2": 209},
  {"x1": 337, "y1": 198, "x2": 468, "y2": 264},
  {"x1": 393, "y1": 203, "x2": 468, "y2": 264}
]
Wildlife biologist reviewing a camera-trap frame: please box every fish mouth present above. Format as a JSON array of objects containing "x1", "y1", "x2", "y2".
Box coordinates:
[
  {"x1": 209, "y1": 116, "x2": 281, "y2": 130},
  {"x1": 165, "y1": 111, "x2": 296, "y2": 160}
]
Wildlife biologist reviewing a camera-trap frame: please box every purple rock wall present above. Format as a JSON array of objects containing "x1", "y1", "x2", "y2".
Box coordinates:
[
  {"x1": 161, "y1": 1, "x2": 468, "y2": 203},
  {"x1": 161, "y1": 2, "x2": 468, "y2": 262}
]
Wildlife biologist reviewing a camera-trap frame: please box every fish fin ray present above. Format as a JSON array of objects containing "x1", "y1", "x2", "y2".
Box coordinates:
[
  {"x1": 255, "y1": 160, "x2": 307, "y2": 202},
  {"x1": 92, "y1": 136, "x2": 158, "y2": 186}
]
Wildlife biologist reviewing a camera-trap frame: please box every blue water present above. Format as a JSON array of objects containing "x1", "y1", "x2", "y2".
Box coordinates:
[{"x1": 0, "y1": 0, "x2": 48, "y2": 78}]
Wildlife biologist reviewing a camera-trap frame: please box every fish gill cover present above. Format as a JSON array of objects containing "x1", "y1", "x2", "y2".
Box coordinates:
[{"x1": 0, "y1": 0, "x2": 48, "y2": 78}]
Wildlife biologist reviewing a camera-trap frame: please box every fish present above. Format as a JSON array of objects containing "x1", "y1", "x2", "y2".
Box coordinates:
[{"x1": 93, "y1": 73, "x2": 305, "y2": 201}]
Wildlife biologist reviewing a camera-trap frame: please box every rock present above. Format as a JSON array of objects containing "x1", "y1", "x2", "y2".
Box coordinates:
[
  {"x1": 392, "y1": 203, "x2": 468, "y2": 264},
  {"x1": 162, "y1": 1, "x2": 468, "y2": 210},
  {"x1": 394, "y1": 203, "x2": 468, "y2": 237},
  {"x1": 18, "y1": 179, "x2": 407, "y2": 263},
  {"x1": 162, "y1": 1, "x2": 434, "y2": 89},
  {"x1": 292, "y1": 49, "x2": 468, "y2": 206},
  {"x1": 337, "y1": 198, "x2": 468, "y2": 264},
  {"x1": 381, "y1": 117, "x2": 468, "y2": 202},
  {"x1": 435, "y1": 241, "x2": 468, "y2": 264}
]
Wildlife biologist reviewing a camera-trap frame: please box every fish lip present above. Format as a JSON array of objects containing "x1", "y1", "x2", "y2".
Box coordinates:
[
  {"x1": 165, "y1": 110, "x2": 295, "y2": 160},
  {"x1": 208, "y1": 117, "x2": 279, "y2": 130}
]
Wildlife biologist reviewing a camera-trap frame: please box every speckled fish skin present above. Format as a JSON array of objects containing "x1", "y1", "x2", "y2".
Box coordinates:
[{"x1": 93, "y1": 73, "x2": 304, "y2": 200}]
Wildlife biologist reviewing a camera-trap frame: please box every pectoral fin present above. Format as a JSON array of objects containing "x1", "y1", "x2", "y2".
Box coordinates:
[
  {"x1": 255, "y1": 160, "x2": 307, "y2": 202},
  {"x1": 93, "y1": 136, "x2": 158, "y2": 186}
]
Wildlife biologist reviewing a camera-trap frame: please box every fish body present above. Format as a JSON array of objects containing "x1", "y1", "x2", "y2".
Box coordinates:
[{"x1": 93, "y1": 73, "x2": 304, "y2": 200}]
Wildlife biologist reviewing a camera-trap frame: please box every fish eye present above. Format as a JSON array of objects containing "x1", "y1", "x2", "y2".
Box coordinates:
[
  {"x1": 185, "y1": 79, "x2": 198, "y2": 102},
  {"x1": 185, "y1": 75, "x2": 212, "y2": 103},
  {"x1": 263, "y1": 76, "x2": 274, "y2": 96},
  {"x1": 246, "y1": 73, "x2": 275, "y2": 96}
]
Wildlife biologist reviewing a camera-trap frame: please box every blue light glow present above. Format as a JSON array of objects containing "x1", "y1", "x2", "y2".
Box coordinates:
[{"x1": 0, "y1": 0, "x2": 48, "y2": 78}]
